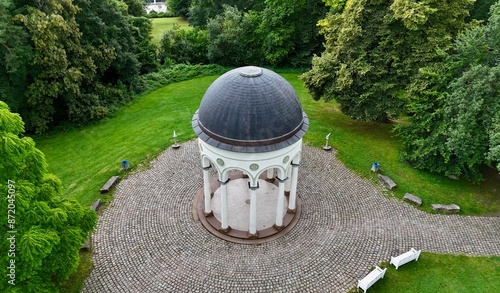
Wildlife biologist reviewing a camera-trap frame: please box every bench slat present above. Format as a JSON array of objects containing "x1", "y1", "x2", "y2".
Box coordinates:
[
  {"x1": 100, "y1": 176, "x2": 119, "y2": 193},
  {"x1": 390, "y1": 248, "x2": 421, "y2": 269},
  {"x1": 358, "y1": 266, "x2": 386, "y2": 293}
]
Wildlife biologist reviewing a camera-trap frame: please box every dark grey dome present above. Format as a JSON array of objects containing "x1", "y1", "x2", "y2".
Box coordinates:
[{"x1": 192, "y1": 66, "x2": 309, "y2": 153}]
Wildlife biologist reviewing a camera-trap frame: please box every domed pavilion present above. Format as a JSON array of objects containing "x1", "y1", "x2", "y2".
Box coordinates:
[{"x1": 192, "y1": 66, "x2": 308, "y2": 242}]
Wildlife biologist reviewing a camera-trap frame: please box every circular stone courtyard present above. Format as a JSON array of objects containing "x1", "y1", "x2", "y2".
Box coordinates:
[{"x1": 82, "y1": 140, "x2": 500, "y2": 293}]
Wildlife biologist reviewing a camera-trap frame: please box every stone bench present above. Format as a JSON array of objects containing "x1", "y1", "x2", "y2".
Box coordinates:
[
  {"x1": 91, "y1": 198, "x2": 102, "y2": 211},
  {"x1": 377, "y1": 174, "x2": 396, "y2": 190},
  {"x1": 390, "y1": 248, "x2": 421, "y2": 270},
  {"x1": 81, "y1": 199, "x2": 102, "y2": 250},
  {"x1": 357, "y1": 266, "x2": 387, "y2": 293},
  {"x1": 100, "y1": 176, "x2": 119, "y2": 193},
  {"x1": 403, "y1": 193, "x2": 422, "y2": 206},
  {"x1": 431, "y1": 203, "x2": 460, "y2": 213}
]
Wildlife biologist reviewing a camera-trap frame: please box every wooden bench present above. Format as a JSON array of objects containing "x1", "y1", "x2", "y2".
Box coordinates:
[
  {"x1": 390, "y1": 248, "x2": 421, "y2": 269},
  {"x1": 358, "y1": 266, "x2": 387, "y2": 293},
  {"x1": 100, "y1": 176, "x2": 119, "y2": 193}
]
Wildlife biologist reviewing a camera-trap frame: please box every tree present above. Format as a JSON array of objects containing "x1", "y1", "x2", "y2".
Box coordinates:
[
  {"x1": 206, "y1": 5, "x2": 264, "y2": 66},
  {"x1": 468, "y1": 0, "x2": 497, "y2": 22},
  {"x1": 0, "y1": 0, "x2": 32, "y2": 120},
  {"x1": 189, "y1": 0, "x2": 265, "y2": 27},
  {"x1": 158, "y1": 24, "x2": 209, "y2": 64},
  {"x1": 258, "y1": 0, "x2": 328, "y2": 67},
  {"x1": 302, "y1": 0, "x2": 473, "y2": 122},
  {"x1": 122, "y1": 0, "x2": 146, "y2": 16},
  {"x1": 13, "y1": 0, "x2": 99, "y2": 133},
  {"x1": 202, "y1": 1, "x2": 327, "y2": 67},
  {"x1": 0, "y1": 101, "x2": 97, "y2": 292},
  {"x1": 167, "y1": 0, "x2": 192, "y2": 18},
  {"x1": 0, "y1": 0, "x2": 157, "y2": 133},
  {"x1": 396, "y1": 2, "x2": 500, "y2": 181}
]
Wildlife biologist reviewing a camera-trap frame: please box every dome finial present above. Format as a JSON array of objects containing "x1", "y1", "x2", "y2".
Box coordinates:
[{"x1": 238, "y1": 66, "x2": 263, "y2": 77}]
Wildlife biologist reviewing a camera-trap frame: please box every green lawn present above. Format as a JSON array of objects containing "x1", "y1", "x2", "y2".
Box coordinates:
[
  {"x1": 34, "y1": 73, "x2": 500, "y2": 212},
  {"x1": 284, "y1": 73, "x2": 500, "y2": 215},
  {"x1": 151, "y1": 17, "x2": 190, "y2": 45},
  {"x1": 34, "y1": 76, "x2": 215, "y2": 207},
  {"x1": 350, "y1": 253, "x2": 500, "y2": 293},
  {"x1": 31, "y1": 72, "x2": 499, "y2": 292}
]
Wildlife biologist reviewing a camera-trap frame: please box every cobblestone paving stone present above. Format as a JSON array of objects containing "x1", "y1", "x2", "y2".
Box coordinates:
[{"x1": 82, "y1": 140, "x2": 500, "y2": 293}]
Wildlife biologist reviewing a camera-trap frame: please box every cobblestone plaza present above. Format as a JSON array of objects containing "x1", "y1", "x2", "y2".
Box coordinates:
[{"x1": 82, "y1": 140, "x2": 500, "y2": 292}]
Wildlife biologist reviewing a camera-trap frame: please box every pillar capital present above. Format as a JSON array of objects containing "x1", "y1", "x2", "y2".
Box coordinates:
[
  {"x1": 218, "y1": 178, "x2": 230, "y2": 185},
  {"x1": 248, "y1": 182, "x2": 260, "y2": 190},
  {"x1": 276, "y1": 176, "x2": 289, "y2": 183}
]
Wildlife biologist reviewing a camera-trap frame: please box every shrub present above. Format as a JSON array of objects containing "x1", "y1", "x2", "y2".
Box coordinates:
[{"x1": 158, "y1": 24, "x2": 209, "y2": 65}]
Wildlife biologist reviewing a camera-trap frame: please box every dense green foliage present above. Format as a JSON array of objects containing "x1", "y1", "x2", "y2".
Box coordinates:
[
  {"x1": 137, "y1": 63, "x2": 228, "y2": 93},
  {"x1": 188, "y1": 0, "x2": 264, "y2": 27},
  {"x1": 206, "y1": 5, "x2": 263, "y2": 65},
  {"x1": 0, "y1": 0, "x2": 156, "y2": 133},
  {"x1": 0, "y1": 101, "x2": 96, "y2": 292},
  {"x1": 158, "y1": 24, "x2": 209, "y2": 64},
  {"x1": 468, "y1": 0, "x2": 498, "y2": 21},
  {"x1": 167, "y1": 0, "x2": 192, "y2": 18},
  {"x1": 397, "y1": 2, "x2": 500, "y2": 182},
  {"x1": 160, "y1": 0, "x2": 328, "y2": 67},
  {"x1": 302, "y1": 0, "x2": 473, "y2": 122}
]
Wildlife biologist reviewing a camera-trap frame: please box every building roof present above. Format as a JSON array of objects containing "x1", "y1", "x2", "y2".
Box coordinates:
[{"x1": 192, "y1": 66, "x2": 308, "y2": 153}]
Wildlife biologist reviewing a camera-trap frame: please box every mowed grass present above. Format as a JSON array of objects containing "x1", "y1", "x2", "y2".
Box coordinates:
[
  {"x1": 34, "y1": 73, "x2": 500, "y2": 211},
  {"x1": 350, "y1": 253, "x2": 500, "y2": 293},
  {"x1": 283, "y1": 73, "x2": 500, "y2": 215},
  {"x1": 34, "y1": 76, "x2": 216, "y2": 207},
  {"x1": 151, "y1": 17, "x2": 190, "y2": 45}
]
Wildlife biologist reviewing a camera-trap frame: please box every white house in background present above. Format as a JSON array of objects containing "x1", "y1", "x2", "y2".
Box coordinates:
[{"x1": 145, "y1": 0, "x2": 167, "y2": 14}]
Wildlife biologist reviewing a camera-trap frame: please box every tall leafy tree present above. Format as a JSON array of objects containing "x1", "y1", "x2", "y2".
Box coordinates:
[
  {"x1": 122, "y1": 0, "x2": 147, "y2": 16},
  {"x1": 189, "y1": 0, "x2": 265, "y2": 27},
  {"x1": 258, "y1": 0, "x2": 328, "y2": 66},
  {"x1": 201, "y1": 0, "x2": 327, "y2": 67},
  {"x1": 158, "y1": 24, "x2": 209, "y2": 64},
  {"x1": 167, "y1": 0, "x2": 192, "y2": 18},
  {"x1": 0, "y1": 101, "x2": 97, "y2": 292},
  {"x1": 468, "y1": 0, "x2": 497, "y2": 22},
  {"x1": 397, "y1": 2, "x2": 500, "y2": 181},
  {"x1": 206, "y1": 5, "x2": 264, "y2": 65},
  {"x1": 302, "y1": 0, "x2": 473, "y2": 122},
  {"x1": 13, "y1": 0, "x2": 98, "y2": 132},
  {"x1": 0, "y1": 0, "x2": 31, "y2": 116},
  {"x1": 0, "y1": 0, "x2": 156, "y2": 133}
]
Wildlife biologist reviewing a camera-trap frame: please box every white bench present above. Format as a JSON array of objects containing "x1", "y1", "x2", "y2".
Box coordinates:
[
  {"x1": 357, "y1": 266, "x2": 387, "y2": 293},
  {"x1": 390, "y1": 248, "x2": 421, "y2": 269}
]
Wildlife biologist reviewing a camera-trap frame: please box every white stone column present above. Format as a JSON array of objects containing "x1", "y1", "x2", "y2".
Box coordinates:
[
  {"x1": 266, "y1": 168, "x2": 274, "y2": 181},
  {"x1": 202, "y1": 159, "x2": 212, "y2": 215},
  {"x1": 288, "y1": 161, "x2": 300, "y2": 212},
  {"x1": 284, "y1": 165, "x2": 292, "y2": 194},
  {"x1": 275, "y1": 173, "x2": 287, "y2": 228},
  {"x1": 248, "y1": 182, "x2": 259, "y2": 236},
  {"x1": 219, "y1": 173, "x2": 230, "y2": 231}
]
